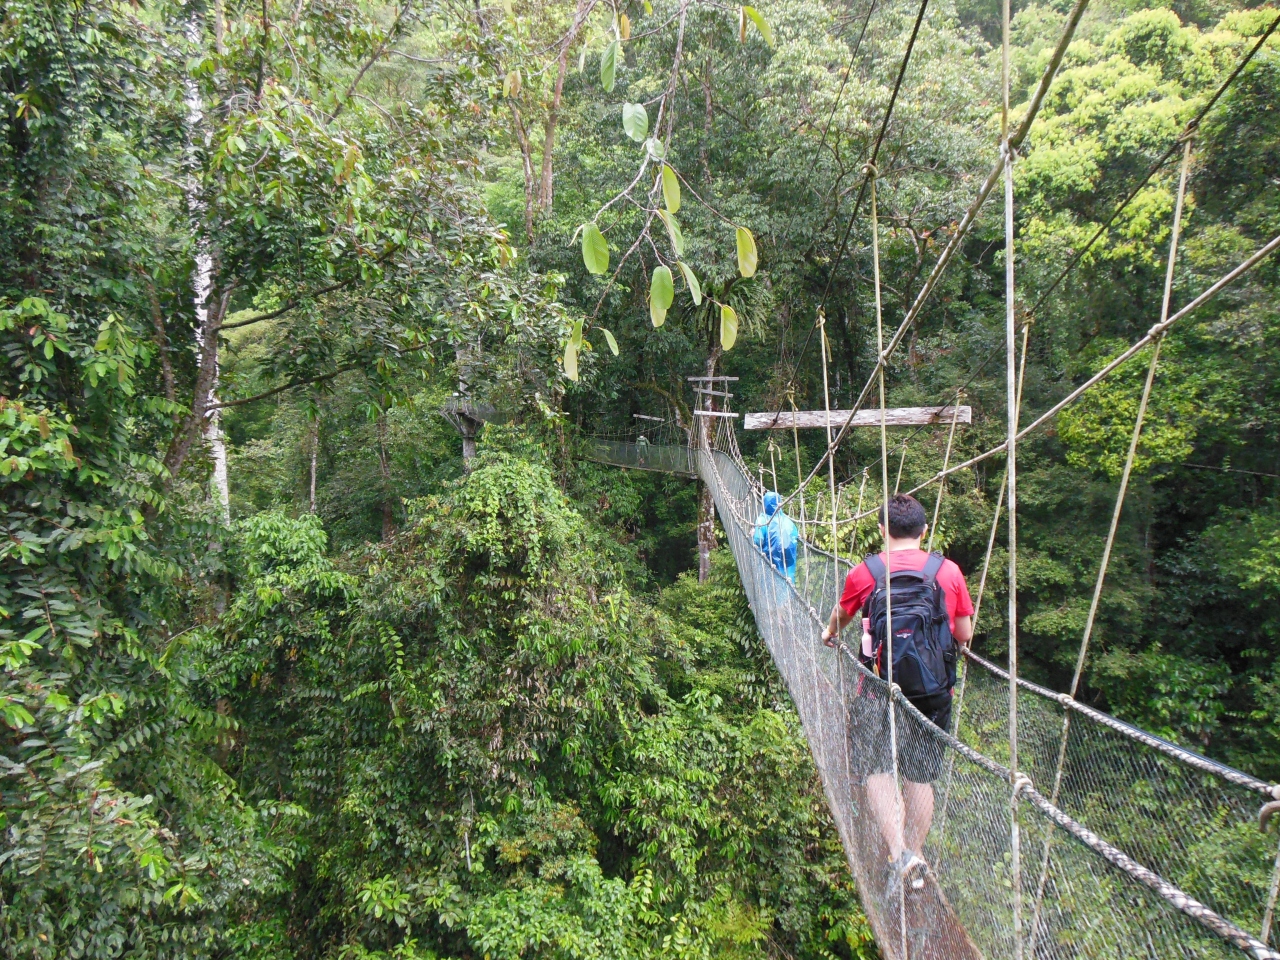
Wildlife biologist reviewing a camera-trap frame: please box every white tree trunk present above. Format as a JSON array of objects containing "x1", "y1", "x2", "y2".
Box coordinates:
[{"x1": 186, "y1": 14, "x2": 230, "y2": 523}]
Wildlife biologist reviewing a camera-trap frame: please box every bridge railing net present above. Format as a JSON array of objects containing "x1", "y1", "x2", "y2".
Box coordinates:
[{"x1": 590, "y1": 435, "x2": 1278, "y2": 959}]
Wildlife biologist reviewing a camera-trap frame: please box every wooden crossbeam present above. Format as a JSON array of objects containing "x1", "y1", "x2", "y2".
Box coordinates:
[
  {"x1": 743, "y1": 405, "x2": 972, "y2": 431},
  {"x1": 687, "y1": 376, "x2": 739, "y2": 382},
  {"x1": 694, "y1": 409, "x2": 740, "y2": 418}
]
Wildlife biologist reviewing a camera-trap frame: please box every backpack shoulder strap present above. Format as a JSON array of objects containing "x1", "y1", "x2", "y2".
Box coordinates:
[
  {"x1": 922, "y1": 551, "x2": 946, "y2": 586},
  {"x1": 862, "y1": 553, "x2": 887, "y2": 588}
]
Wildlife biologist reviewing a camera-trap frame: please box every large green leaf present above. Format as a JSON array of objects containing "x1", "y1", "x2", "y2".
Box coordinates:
[
  {"x1": 678, "y1": 262, "x2": 702, "y2": 305},
  {"x1": 736, "y1": 226, "x2": 758, "y2": 278},
  {"x1": 564, "y1": 320, "x2": 583, "y2": 380},
  {"x1": 658, "y1": 210, "x2": 684, "y2": 256},
  {"x1": 742, "y1": 6, "x2": 775, "y2": 47},
  {"x1": 581, "y1": 223, "x2": 609, "y2": 275},
  {"x1": 720, "y1": 304, "x2": 738, "y2": 350},
  {"x1": 600, "y1": 327, "x2": 619, "y2": 356},
  {"x1": 601, "y1": 40, "x2": 619, "y2": 93},
  {"x1": 622, "y1": 103, "x2": 648, "y2": 142},
  {"x1": 662, "y1": 164, "x2": 681, "y2": 213},
  {"x1": 650, "y1": 266, "x2": 674, "y2": 327}
]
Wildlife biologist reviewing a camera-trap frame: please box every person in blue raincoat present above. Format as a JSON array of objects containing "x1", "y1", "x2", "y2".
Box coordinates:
[{"x1": 753, "y1": 490, "x2": 798, "y2": 581}]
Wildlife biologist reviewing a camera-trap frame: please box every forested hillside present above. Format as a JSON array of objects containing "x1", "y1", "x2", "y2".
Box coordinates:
[{"x1": 2, "y1": 0, "x2": 1278, "y2": 956}]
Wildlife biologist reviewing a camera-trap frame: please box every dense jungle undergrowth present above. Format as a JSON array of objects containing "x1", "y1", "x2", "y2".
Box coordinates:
[{"x1": 3, "y1": 0, "x2": 1280, "y2": 955}]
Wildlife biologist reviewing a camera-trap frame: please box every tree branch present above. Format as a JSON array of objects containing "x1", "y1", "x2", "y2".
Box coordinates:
[
  {"x1": 330, "y1": 2, "x2": 410, "y2": 123},
  {"x1": 210, "y1": 343, "x2": 430, "y2": 409}
]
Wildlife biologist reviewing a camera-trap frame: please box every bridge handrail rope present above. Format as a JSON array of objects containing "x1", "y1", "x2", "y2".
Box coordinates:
[{"x1": 962, "y1": 648, "x2": 1278, "y2": 799}]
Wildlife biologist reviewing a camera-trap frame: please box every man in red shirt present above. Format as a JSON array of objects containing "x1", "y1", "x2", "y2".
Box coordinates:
[{"x1": 820, "y1": 494, "x2": 974, "y2": 890}]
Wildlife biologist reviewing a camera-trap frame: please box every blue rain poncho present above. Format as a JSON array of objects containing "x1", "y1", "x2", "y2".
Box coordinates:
[{"x1": 753, "y1": 491, "x2": 798, "y2": 581}]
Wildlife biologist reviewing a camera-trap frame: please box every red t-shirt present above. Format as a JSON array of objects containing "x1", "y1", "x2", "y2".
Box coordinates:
[{"x1": 839, "y1": 549, "x2": 974, "y2": 634}]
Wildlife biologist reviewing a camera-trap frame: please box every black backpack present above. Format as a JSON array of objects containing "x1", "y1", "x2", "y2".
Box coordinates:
[{"x1": 862, "y1": 552, "x2": 958, "y2": 699}]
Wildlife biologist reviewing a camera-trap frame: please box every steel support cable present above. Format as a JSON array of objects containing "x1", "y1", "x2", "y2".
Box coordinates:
[
  {"x1": 999, "y1": 0, "x2": 1024, "y2": 936},
  {"x1": 1025, "y1": 10, "x2": 1280, "y2": 322},
  {"x1": 820, "y1": 314, "x2": 840, "y2": 561},
  {"x1": 1027, "y1": 134, "x2": 1194, "y2": 952},
  {"x1": 784, "y1": 2, "x2": 1274, "y2": 515},
  {"x1": 936, "y1": 319, "x2": 1029, "y2": 839},
  {"x1": 776, "y1": 0, "x2": 1095, "y2": 514},
  {"x1": 873, "y1": 11, "x2": 1280, "y2": 455},
  {"x1": 814, "y1": 0, "x2": 881, "y2": 158},
  {"x1": 872, "y1": 655, "x2": 1280, "y2": 960},
  {"x1": 821, "y1": 6, "x2": 1280, "y2": 449},
  {"x1": 832, "y1": 230, "x2": 1280, "y2": 520},
  {"x1": 789, "y1": 0, "x2": 934, "y2": 386},
  {"x1": 865, "y1": 164, "x2": 909, "y2": 959}
]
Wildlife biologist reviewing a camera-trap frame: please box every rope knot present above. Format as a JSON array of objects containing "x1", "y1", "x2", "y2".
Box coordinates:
[
  {"x1": 861, "y1": 162, "x2": 879, "y2": 179},
  {"x1": 1012, "y1": 773, "x2": 1034, "y2": 797}
]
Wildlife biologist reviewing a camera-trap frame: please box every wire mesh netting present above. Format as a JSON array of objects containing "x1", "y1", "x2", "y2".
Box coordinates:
[{"x1": 584, "y1": 426, "x2": 1280, "y2": 960}]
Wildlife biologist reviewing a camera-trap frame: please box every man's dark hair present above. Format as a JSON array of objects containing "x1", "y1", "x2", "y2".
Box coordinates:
[{"x1": 880, "y1": 494, "x2": 928, "y2": 538}]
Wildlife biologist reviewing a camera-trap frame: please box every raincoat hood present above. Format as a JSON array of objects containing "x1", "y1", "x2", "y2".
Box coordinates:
[{"x1": 763, "y1": 491, "x2": 781, "y2": 517}]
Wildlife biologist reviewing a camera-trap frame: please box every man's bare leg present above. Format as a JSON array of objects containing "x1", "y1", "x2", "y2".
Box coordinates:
[
  {"x1": 865, "y1": 772, "x2": 905, "y2": 861},
  {"x1": 902, "y1": 780, "x2": 935, "y2": 856}
]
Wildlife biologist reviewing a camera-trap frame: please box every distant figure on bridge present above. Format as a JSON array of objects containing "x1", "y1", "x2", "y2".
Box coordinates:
[
  {"x1": 821, "y1": 494, "x2": 974, "y2": 894},
  {"x1": 636, "y1": 433, "x2": 648, "y2": 467},
  {"x1": 753, "y1": 491, "x2": 798, "y2": 582}
]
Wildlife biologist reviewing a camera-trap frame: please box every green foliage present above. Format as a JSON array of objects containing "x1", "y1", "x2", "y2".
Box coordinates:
[
  {"x1": 623, "y1": 102, "x2": 650, "y2": 142},
  {"x1": 191, "y1": 449, "x2": 870, "y2": 957},
  {"x1": 650, "y1": 266, "x2": 675, "y2": 327},
  {"x1": 581, "y1": 223, "x2": 610, "y2": 274}
]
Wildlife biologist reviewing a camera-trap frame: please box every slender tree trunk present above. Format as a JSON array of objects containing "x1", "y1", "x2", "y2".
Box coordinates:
[
  {"x1": 536, "y1": 0, "x2": 591, "y2": 211},
  {"x1": 701, "y1": 57, "x2": 714, "y2": 183},
  {"x1": 308, "y1": 416, "x2": 319, "y2": 513},
  {"x1": 377, "y1": 411, "x2": 395, "y2": 540},
  {"x1": 178, "y1": 12, "x2": 230, "y2": 522},
  {"x1": 455, "y1": 341, "x2": 480, "y2": 470},
  {"x1": 144, "y1": 278, "x2": 176, "y2": 404},
  {"x1": 509, "y1": 103, "x2": 537, "y2": 243}
]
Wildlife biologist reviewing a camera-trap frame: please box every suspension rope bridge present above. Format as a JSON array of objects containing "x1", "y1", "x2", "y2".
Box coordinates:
[
  {"x1": 582, "y1": 1, "x2": 1280, "y2": 953},
  {"x1": 587, "y1": 408, "x2": 1280, "y2": 959}
]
